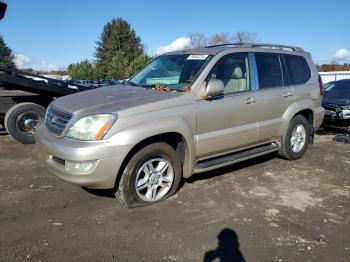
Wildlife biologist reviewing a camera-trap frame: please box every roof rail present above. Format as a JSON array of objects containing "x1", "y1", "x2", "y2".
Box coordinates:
[{"x1": 205, "y1": 42, "x2": 304, "y2": 52}]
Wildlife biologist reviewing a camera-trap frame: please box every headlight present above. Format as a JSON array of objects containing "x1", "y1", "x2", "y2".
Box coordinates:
[{"x1": 66, "y1": 114, "x2": 116, "y2": 141}]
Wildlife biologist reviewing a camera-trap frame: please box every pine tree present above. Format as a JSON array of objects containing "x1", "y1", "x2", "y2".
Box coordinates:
[
  {"x1": 126, "y1": 53, "x2": 152, "y2": 77},
  {"x1": 94, "y1": 18, "x2": 143, "y2": 79},
  {"x1": 0, "y1": 36, "x2": 15, "y2": 68}
]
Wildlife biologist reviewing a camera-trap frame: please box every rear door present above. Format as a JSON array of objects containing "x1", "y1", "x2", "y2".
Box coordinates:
[
  {"x1": 253, "y1": 52, "x2": 295, "y2": 143},
  {"x1": 283, "y1": 53, "x2": 313, "y2": 105}
]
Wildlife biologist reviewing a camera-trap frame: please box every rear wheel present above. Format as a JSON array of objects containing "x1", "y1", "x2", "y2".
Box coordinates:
[
  {"x1": 4, "y1": 102, "x2": 46, "y2": 144},
  {"x1": 115, "y1": 142, "x2": 182, "y2": 208},
  {"x1": 279, "y1": 115, "x2": 310, "y2": 160}
]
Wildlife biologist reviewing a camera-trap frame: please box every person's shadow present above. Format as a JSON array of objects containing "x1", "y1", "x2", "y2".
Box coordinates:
[{"x1": 203, "y1": 228, "x2": 245, "y2": 262}]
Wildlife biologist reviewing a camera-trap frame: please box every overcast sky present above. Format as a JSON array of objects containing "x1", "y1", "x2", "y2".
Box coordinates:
[{"x1": 1, "y1": 0, "x2": 349, "y2": 71}]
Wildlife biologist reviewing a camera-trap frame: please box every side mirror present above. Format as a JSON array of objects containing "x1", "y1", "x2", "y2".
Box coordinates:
[
  {"x1": 205, "y1": 79, "x2": 224, "y2": 98},
  {"x1": 0, "y1": 0, "x2": 7, "y2": 20}
]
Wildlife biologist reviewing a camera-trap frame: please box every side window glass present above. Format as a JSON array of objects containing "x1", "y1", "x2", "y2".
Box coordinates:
[
  {"x1": 284, "y1": 54, "x2": 311, "y2": 85},
  {"x1": 255, "y1": 53, "x2": 283, "y2": 89},
  {"x1": 208, "y1": 53, "x2": 250, "y2": 94}
]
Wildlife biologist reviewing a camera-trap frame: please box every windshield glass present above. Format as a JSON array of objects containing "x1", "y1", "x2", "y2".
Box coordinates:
[
  {"x1": 128, "y1": 54, "x2": 212, "y2": 92},
  {"x1": 325, "y1": 80, "x2": 350, "y2": 92}
]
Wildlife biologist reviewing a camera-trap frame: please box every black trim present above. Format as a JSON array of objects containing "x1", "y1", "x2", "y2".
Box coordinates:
[{"x1": 196, "y1": 142, "x2": 278, "y2": 169}]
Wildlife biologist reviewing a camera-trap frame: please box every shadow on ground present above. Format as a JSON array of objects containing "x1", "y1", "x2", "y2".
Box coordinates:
[
  {"x1": 81, "y1": 187, "x2": 116, "y2": 198},
  {"x1": 203, "y1": 228, "x2": 246, "y2": 262}
]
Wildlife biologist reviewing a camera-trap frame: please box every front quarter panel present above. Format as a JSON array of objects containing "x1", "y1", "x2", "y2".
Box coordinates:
[{"x1": 105, "y1": 104, "x2": 197, "y2": 177}]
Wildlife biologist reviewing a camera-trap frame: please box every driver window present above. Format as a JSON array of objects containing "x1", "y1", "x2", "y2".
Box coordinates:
[{"x1": 208, "y1": 53, "x2": 250, "y2": 94}]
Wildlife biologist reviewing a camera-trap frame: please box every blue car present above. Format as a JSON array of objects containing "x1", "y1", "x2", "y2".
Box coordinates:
[{"x1": 322, "y1": 79, "x2": 350, "y2": 131}]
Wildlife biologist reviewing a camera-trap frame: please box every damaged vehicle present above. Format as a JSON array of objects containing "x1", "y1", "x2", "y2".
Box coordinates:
[
  {"x1": 35, "y1": 43, "x2": 324, "y2": 207},
  {"x1": 322, "y1": 79, "x2": 350, "y2": 131}
]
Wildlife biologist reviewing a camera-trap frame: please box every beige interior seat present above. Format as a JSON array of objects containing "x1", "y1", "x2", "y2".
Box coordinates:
[{"x1": 224, "y1": 66, "x2": 247, "y2": 94}]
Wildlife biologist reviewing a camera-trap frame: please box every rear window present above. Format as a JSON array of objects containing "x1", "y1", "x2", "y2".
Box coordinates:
[
  {"x1": 284, "y1": 54, "x2": 311, "y2": 85},
  {"x1": 255, "y1": 53, "x2": 283, "y2": 89}
]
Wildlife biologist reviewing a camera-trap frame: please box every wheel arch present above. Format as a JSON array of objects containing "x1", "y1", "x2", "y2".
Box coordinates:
[
  {"x1": 282, "y1": 100, "x2": 315, "y2": 142},
  {"x1": 112, "y1": 119, "x2": 196, "y2": 191}
]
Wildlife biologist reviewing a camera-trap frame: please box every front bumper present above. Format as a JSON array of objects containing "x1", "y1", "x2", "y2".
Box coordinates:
[
  {"x1": 35, "y1": 125, "x2": 132, "y2": 189},
  {"x1": 322, "y1": 108, "x2": 350, "y2": 130}
]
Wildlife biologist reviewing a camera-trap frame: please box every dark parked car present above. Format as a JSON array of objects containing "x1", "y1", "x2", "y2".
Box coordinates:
[{"x1": 322, "y1": 79, "x2": 350, "y2": 131}]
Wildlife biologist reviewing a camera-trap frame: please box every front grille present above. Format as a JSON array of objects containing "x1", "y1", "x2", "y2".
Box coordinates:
[{"x1": 45, "y1": 106, "x2": 72, "y2": 135}]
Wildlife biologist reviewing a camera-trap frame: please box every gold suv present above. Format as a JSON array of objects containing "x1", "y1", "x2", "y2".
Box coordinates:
[{"x1": 36, "y1": 43, "x2": 325, "y2": 207}]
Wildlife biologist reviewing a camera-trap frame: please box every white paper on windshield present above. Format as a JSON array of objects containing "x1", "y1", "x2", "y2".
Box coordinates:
[{"x1": 187, "y1": 55, "x2": 208, "y2": 60}]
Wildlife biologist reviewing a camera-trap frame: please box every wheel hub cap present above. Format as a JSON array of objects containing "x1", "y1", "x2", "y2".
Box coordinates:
[
  {"x1": 135, "y1": 158, "x2": 174, "y2": 202},
  {"x1": 290, "y1": 124, "x2": 306, "y2": 153},
  {"x1": 16, "y1": 112, "x2": 40, "y2": 134}
]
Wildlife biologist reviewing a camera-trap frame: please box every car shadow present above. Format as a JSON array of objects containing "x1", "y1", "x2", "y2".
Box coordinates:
[
  {"x1": 203, "y1": 228, "x2": 246, "y2": 262},
  {"x1": 81, "y1": 187, "x2": 115, "y2": 198},
  {"x1": 317, "y1": 127, "x2": 350, "y2": 143},
  {"x1": 0, "y1": 126, "x2": 8, "y2": 136}
]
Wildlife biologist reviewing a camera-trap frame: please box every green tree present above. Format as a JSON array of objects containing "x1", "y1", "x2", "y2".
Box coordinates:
[
  {"x1": 126, "y1": 53, "x2": 152, "y2": 77},
  {"x1": 94, "y1": 18, "x2": 144, "y2": 79},
  {"x1": 106, "y1": 51, "x2": 129, "y2": 79},
  {"x1": 68, "y1": 60, "x2": 95, "y2": 80},
  {"x1": 0, "y1": 35, "x2": 15, "y2": 68}
]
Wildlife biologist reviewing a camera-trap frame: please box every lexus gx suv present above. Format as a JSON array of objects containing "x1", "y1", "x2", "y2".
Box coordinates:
[{"x1": 36, "y1": 43, "x2": 325, "y2": 207}]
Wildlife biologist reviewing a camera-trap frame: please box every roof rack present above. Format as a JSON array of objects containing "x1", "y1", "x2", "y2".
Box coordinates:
[{"x1": 205, "y1": 43, "x2": 304, "y2": 52}]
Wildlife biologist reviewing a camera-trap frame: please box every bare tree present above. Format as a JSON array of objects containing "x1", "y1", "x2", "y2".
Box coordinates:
[
  {"x1": 188, "y1": 32, "x2": 207, "y2": 48},
  {"x1": 187, "y1": 31, "x2": 260, "y2": 48},
  {"x1": 234, "y1": 31, "x2": 259, "y2": 43},
  {"x1": 208, "y1": 32, "x2": 230, "y2": 46}
]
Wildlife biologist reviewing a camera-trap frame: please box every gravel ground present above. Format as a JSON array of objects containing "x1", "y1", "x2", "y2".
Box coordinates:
[{"x1": 0, "y1": 133, "x2": 349, "y2": 261}]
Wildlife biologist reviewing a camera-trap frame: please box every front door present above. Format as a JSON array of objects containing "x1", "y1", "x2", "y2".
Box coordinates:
[{"x1": 196, "y1": 52, "x2": 259, "y2": 159}]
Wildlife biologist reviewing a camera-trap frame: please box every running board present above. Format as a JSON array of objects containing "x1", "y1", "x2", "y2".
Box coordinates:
[{"x1": 194, "y1": 142, "x2": 279, "y2": 173}]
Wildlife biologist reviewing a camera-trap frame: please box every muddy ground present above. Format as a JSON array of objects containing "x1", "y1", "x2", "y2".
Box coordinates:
[{"x1": 0, "y1": 133, "x2": 349, "y2": 261}]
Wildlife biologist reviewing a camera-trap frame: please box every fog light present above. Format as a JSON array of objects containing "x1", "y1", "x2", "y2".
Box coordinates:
[{"x1": 65, "y1": 161, "x2": 96, "y2": 173}]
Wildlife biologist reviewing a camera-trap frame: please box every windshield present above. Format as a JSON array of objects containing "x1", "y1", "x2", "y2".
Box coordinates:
[
  {"x1": 128, "y1": 54, "x2": 212, "y2": 92},
  {"x1": 325, "y1": 80, "x2": 350, "y2": 92}
]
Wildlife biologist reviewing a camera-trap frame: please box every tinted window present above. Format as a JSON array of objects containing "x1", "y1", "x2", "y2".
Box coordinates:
[
  {"x1": 208, "y1": 53, "x2": 250, "y2": 94},
  {"x1": 284, "y1": 54, "x2": 311, "y2": 85},
  {"x1": 255, "y1": 53, "x2": 283, "y2": 89}
]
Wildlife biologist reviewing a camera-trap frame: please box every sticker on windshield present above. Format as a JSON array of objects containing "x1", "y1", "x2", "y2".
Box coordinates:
[{"x1": 187, "y1": 55, "x2": 208, "y2": 60}]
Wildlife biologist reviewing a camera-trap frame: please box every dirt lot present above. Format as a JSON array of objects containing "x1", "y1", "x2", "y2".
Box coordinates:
[{"x1": 0, "y1": 133, "x2": 349, "y2": 262}]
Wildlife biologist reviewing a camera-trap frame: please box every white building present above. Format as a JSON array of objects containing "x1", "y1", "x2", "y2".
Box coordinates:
[{"x1": 319, "y1": 71, "x2": 350, "y2": 84}]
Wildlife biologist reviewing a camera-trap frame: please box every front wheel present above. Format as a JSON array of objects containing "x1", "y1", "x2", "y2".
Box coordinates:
[
  {"x1": 279, "y1": 115, "x2": 310, "y2": 160},
  {"x1": 115, "y1": 142, "x2": 182, "y2": 208}
]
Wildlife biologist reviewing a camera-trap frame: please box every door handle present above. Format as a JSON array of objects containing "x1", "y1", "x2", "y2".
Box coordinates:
[
  {"x1": 245, "y1": 97, "x2": 256, "y2": 104},
  {"x1": 283, "y1": 92, "x2": 293, "y2": 98}
]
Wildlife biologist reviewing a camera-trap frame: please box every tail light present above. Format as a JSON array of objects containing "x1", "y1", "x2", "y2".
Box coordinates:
[{"x1": 318, "y1": 75, "x2": 324, "y2": 95}]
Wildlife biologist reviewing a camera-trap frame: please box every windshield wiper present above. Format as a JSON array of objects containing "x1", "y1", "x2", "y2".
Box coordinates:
[
  {"x1": 126, "y1": 81, "x2": 141, "y2": 87},
  {"x1": 127, "y1": 81, "x2": 154, "y2": 89}
]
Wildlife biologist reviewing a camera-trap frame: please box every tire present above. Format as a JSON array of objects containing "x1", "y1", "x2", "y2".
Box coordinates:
[
  {"x1": 279, "y1": 115, "x2": 310, "y2": 160},
  {"x1": 4, "y1": 102, "x2": 46, "y2": 144},
  {"x1": 115, "y1": 142, "x2": 182, "y2": 208}
]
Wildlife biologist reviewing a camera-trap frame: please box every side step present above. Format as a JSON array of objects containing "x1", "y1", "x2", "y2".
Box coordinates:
[{"x1": 194, "y1": 142, "x2": 279, "y2": 173}]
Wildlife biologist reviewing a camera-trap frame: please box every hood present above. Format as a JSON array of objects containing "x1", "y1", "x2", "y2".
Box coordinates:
[
  {"x1": 52, "y1": 85, "x2": 182, "y2": 116},
  {"x1": 323, "y1": 90, "x2": 350, "y2": 105}
]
